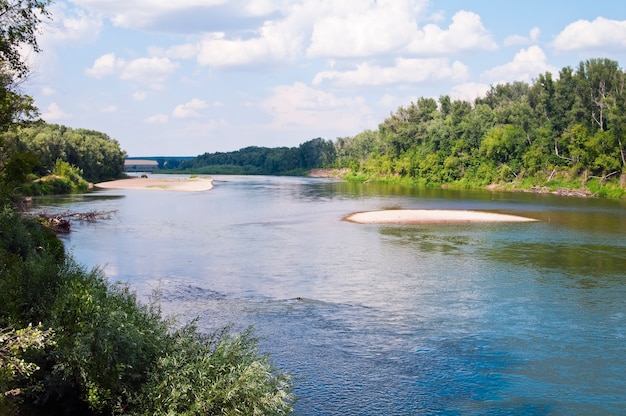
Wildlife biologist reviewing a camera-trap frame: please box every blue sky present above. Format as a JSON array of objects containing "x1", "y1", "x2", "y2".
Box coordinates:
[{"x1": 23, "y1": 0, "x2": 626, "y2": 156}]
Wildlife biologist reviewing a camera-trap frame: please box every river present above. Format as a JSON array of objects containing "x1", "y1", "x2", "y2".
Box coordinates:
[{"x1": 34, "y1": 175, "x2": 626, "y2": 415}]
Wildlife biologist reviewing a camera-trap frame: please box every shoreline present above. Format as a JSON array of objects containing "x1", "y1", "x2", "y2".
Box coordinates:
[
  {"x1": 344, "y1": 209, "x2": 538, "y2": 224},
  {"x1": 95, "y1": 177, "x2": 214, "y2": 192}
]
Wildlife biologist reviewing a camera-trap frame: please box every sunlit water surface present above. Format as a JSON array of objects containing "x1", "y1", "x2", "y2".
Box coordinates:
[{"x1": 34, "y1": 175, "x2": 626, "y2": 415}]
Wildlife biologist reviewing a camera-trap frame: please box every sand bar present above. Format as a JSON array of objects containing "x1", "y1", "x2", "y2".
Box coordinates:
[
  {"x1": 344, "y1": 209, "x2": 538, "y2": 224},
  {"x1": 95, "y1": 177, "x2": 214, "y2": 192}
]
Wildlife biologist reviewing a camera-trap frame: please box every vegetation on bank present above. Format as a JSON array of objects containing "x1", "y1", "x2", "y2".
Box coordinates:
[
  {"x1": 169, "y1": 58, "x2": 626, "y2": 198},
  {"x1": 0, "y1": 203, "x2": 295, "y2": 415},
  {"x1": 1, "y1": 123, "x2": 127, "y2": 195},
  {"x1": 333, "y1": 58, "x2": 626, "y2": 198},
  {"x1": 1, "y1": 1, "x2": 294, "y2": 414},
  {"x1": 171, "y1": 138, "x2": 337, "y2": 176}
]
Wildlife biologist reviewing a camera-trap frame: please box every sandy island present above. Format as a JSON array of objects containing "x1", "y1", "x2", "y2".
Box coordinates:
[
  {"x1": 95, "y1": 177, "x2": 214, "y2": 192},
  {"x1": 344, "y1": 209, "x2": 538, "y2": 224}
]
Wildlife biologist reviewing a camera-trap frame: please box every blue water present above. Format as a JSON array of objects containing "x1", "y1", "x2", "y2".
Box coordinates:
[{"x1": 36, "y1": 175, "x2": 626, "y2": 415}]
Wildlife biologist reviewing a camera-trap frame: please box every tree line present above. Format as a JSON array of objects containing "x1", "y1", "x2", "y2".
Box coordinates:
[
  {"x1": 11, "y1": 123, "x2": 126, "y2": 183},
  {"x1": 174, "y1": 137, "x2": 337, "y2": 175},
  {"x1": 177, "y1": 58, "x2": 626, "y2": 197},
  {"x1": 332, "y1": 58, "x2": 626, "y2": 196}
]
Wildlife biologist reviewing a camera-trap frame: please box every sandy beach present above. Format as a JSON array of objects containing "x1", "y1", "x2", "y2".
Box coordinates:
[
  {"x1": 344, "y1": 209, "x2": 538, "y2": 224},
  {"x1": 95, "y1": 177, "x2": 214, "y2": 192}
]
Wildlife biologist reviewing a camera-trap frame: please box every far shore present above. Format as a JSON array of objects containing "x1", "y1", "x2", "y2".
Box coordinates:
[
  {"x1": 344, "y1": 209, "x2": 538, "y2": 224},
  {"x1": 95, "y1": 177, "x2": 214, "y2": 192}
]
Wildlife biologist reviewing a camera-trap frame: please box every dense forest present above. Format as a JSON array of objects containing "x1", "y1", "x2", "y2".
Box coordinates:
[
  {"x1": 11, "y1": 123, "x2": 127, "y2": 183},
  {"x1": 0, "y1": 1, "x2": 294, "y2": 414},
  {"x1": 177, "y1": 137, "x2": 337, "y2": 176},
  {"x1": 332, "y1": 58, "x2": 626, "y2": 197},
  {"x1": 1, "y1": 123, "x2": 127, "y2": 195},
  {"x1": 177, "y1": 58, "x2": 626, "y2": 197}
]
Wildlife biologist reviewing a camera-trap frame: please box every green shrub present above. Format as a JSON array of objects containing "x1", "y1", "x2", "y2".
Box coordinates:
[
  {"x1": 0, "y1": 202, "x2": 294, "y2": 415},
  {"x1": 136, "y1": 325, "x2": 295, "y2": 416}
]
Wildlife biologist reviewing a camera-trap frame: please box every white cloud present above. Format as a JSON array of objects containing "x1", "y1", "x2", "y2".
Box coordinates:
[
  {"x1": 449, "y1": 82, "x2": 490, "y2": 102},
  {"x1": 172, "y1": 98, "x2": 208, "y2": 118},
  {"x1": 121, "y1": 57, "x2": 179, "y2": 88},
  {"x1": 86, "y1": 54, "x2": 178, "y2": 89},
  {"x1": 306, "y1": 1, "x2": 420, "y2": 58},
  {"x1": 85, "y1": 53, "x2": 124, "y2": 78},
  {"x1": 504, "y1": 27, "x2": 540, "y2": 46},
  {"x1": 481, "y1": 46, "x2": 558, "y2": 84},
  {"x1": 42, "y1": 102, "x2": 71, "y2": 121},
  {"x1": 70, "y1": 0, "x2": 230, "y2": 29},
  {"x1": 379, "y1": 94, "x2": 398, "y2": 109},
  {"x1": 261, "y1": 82, "x2": 373, "y2": 133},
  {"x1": 313, "y1": 58, "x2": 470, "y2": 87},
  {"x1": 145, "y1": 114, "x2": 169, "y2": 123},
  {"x1": 195, "y1": 18, "x2": 303, "y2": 68},
  {"x1": 43, "y1": 4, "x2": 103, "y2": 45},
  {"x1": 406, "y1": 10, "x2": 498, "y2": 54},
  {"x1": 553, "y1": 17, "x2": 626, "y2": 52}
]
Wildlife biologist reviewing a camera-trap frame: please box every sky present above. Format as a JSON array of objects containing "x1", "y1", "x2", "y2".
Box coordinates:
[{"x1": 22, "y1": 0, "x2": 626, "y2": 156}]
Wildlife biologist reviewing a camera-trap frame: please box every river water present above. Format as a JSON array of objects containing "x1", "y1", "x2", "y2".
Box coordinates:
[{"x1": 34, "y1": 175, "x2": 626, "y2": 415}]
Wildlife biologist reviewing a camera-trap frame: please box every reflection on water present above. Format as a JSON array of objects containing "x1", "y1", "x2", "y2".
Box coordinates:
[{"x1": 33, "y1": 176, "x2": 626, "y2": 415}]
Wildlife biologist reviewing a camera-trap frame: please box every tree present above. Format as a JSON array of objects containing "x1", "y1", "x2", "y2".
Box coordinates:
[{"x1": 0, "y1": 0, "x2": 51, "y2": 79}]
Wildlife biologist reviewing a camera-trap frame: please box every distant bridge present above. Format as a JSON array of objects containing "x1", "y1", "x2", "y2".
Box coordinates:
[{"x1": 124, "y1": 156, "x2": 195, "y2": 172}]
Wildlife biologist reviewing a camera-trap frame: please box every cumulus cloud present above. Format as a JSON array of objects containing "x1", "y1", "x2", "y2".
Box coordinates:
[
  {"x1": 313, "y1": 58, "x2": 470, "y2": 87},
  {"x1": 43, "y1": 5, "x2": 102, "y2": 45},
  {"x1": 85, "y1": 53, "x2": 124, "y2": 78},
  {"x1": 42, "y1": 103, "x2": 71, "y2": 121},
  {"x1": 145, "y1": 114, "x2": 169, "y2": 123},
  {"x1": 481, "y1": 46, "x2": 558, "y2": 84},
  {"x1": 73, "y1": 0, "x2": 496, "y2": 72},
  {"x1": 121, "y1": 57, "x2": 179, "y2": 88},
  {"x1": 553, "y1": 17, "x2": 626, "y2": 52},
  {"x1": 261, "y1": 82, "x2": 373, "y2": 133},
  {"x1": 172, "y1": 98, "x2": 208, "y2": 118},
  {"x1": 86, "y1": 53, "x2": 178, "y2": 89},
  {"x1": 306, "y1": 1, "x2": 419, "y2": 58},
  {"x1": 504, "y1": 27, "x2": 540, "y2": 46},
  {"x1": 406, "y1": 10, "x2": 498, "y2": 54},
  {"x1": 70, "y1": 0, "x2": 230, "y2": 29},
  {"x1": 195, "y1": 18, "x2": 303, "y2": 68},
  {"x1": 449, "y1": 82, "x2": 490, "y2": 102}
]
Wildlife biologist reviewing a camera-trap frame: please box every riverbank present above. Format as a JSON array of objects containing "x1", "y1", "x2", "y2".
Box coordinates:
[
  {"x1": 344, "y1": 209, "x2": 538, "y2": 224},
  {"x1": 328, "y1": 169, "x2": 626, "y2": 199},
  {"x1": 95, "y1": 177, "x2": 214, "y2": 192}
]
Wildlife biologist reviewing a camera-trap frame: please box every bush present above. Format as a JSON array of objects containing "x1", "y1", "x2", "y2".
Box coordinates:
[
  {"x1": 136, "y1": 325, "x2": 295, "y2": 416},
  {"x1": 0, "y1": 203, "x2": 294, "y2": 415}
]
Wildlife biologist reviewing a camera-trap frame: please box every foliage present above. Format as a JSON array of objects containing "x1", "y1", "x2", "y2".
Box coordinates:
[
  {"x1": 20, "y1": 159, "x2": 90, "y2": 195},
  {"x1": 0, "y1": 202, "x2": 294, "y2": 415},
  {"x1": 0, "y1": 323, "x2": 54, "y2": 415},
  {"x1": 333, "y1": 58, "x2": 626, "y2": 197},
  {"x1": 178, "y1": 138, "x2": 335, "y2": 176},
  {"x1": 136, "y1": 325, "x2": 295, "y2": 416},
  {"x1": 0, "y1": 0, "x2": 51, "y2": 79},
  {"x1": 6, "y1": 123, "x2": 127, "y2": 183},
  {"x1": 0, "y1": 324, "x2": 54, "y2": 390}
]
